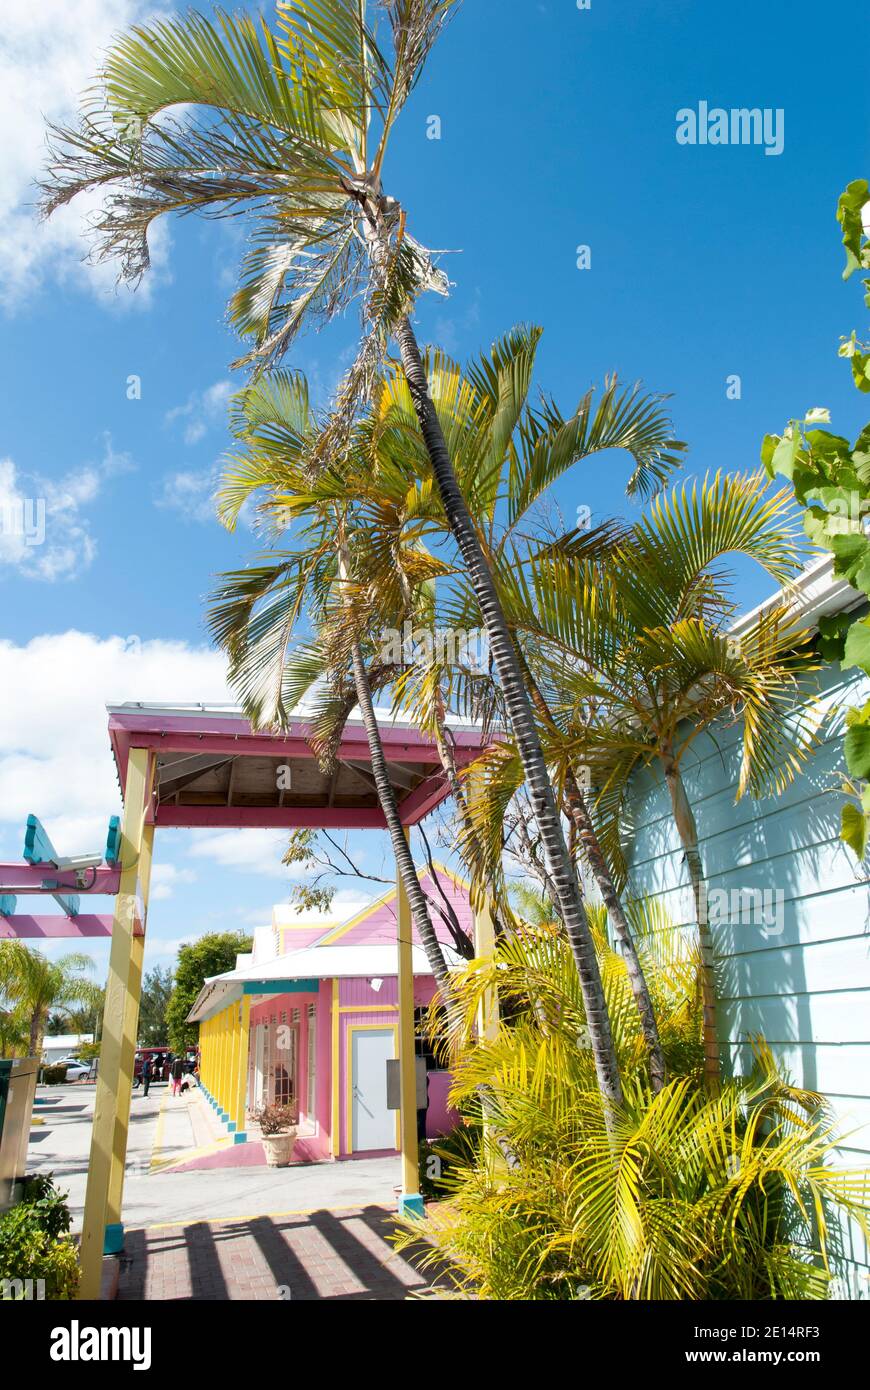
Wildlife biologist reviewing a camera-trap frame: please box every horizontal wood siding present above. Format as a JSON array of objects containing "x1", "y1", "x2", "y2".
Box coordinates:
[{"x1": 626, "y1": 662, "x2": 870, "y2": 1295}]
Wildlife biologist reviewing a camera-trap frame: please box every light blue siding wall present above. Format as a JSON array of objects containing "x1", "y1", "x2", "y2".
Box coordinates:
[{"x1": 625, "y1": 661, "x2": 870, "y2": 1295}]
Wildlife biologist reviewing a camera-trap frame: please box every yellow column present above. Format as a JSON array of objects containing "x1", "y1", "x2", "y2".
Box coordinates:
[
  {"x1": 106, "y1": 822, "x2": 154, "y2": 1233},
  {"x1": 221, "y1": 1007, "x2": 230, "y2": 1114},
  {"x1": 217, "y1": 1009, "x2": 225, "y2": 1112},
  {"x1": 232, "y1": 996, "x2": 250, "y2": 1135},
  {"x1": 228, "y1": 1004, "x2": 239, "y2": 1120},
  {"x1": 330, "y1": 979, "x2": 340, "y2": 1156},
  {"x1": 396, "y1": 835, "x2": 422, "y2": 1215},
  {"x1": 474, "y1": 901, "x2": 499, "y2": 1041},
  {"x1": 78, "y1": 747, "x2": 153, "y2": 1299}
]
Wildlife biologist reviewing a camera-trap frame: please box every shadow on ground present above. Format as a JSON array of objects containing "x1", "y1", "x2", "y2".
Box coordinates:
[{"x1": 118, "y1": 1204, "x2": 454, "y2": 1302}]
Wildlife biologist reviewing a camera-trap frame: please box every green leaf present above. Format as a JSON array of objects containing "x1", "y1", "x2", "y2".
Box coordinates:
[
  {"x1": 844, "y1": 725, "x2": 870, "y2": 780},
  {"x1": 843, "y1": 616, "x2": 870, "y2": 676},
  {"x1": 770, "y1": 428, "x2": 801, "y2": 480},
  {"x1": 836, "y1": 179, "x2": 870, "y2": 281},
  {"x1": 760, "y1": 433, "x2": 779, "y2": 475},
  {"x1": 841, "y1": 801, "x2": 868, "y2": 858},
  {"x1": 850, "y1": 352, "x2": 870, "y2": 394}
]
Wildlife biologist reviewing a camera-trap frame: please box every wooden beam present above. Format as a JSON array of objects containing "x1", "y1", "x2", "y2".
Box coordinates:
[
  {"x1": 326, "y1": 763, "x2": 340, "y2": 807},
  {"x1": 0, "y1": 914, "x2": 131, "y2": 939},
  {"x1": 78, "y1": 747, "x2": 154, "y2": 1299},
  {"x1": 383, "y1": 761, "x2": 417, "y2": 791},
  {"x1": 157, "y1": 754, "x2": 233, "y2": 800},
  {"x1": 339, "y1": 760, "x2": 379, "y2": 794}
]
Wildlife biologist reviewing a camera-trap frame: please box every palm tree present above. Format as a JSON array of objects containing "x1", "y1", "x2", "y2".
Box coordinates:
[
  {"x1": 0, "y1": 1006, "x2": 30, "y2": 1059},
  {"x1": 39, "y1": 2, "x2": 688, "y2": 1109},
  {"x1": 210, "y1": 371, "x2": 453, "y2": 989},
  {"x1": 396, "y1": 908, "x2": 868, "y2": 1300},
  {"x1": 0, "y1": 942, "x2": 100, "y2": 1056},
  {"x1": 359, "y1": 333, "x2": 679, "y2": 1089},
  {"x1": 513, "y1": 471, "x2": 821, "y2": 1087}
]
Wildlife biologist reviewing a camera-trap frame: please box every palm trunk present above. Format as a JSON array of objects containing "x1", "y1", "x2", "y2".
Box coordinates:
[
  {"x1": 392, "y1": 313, "x2": 622, "y2": 1114},
  {"x1": 662, "y1": 755, "x2": 720, "y2": 1088},
  {"x1": 563, "y1": 768, "x2": 666, "y2": 1091},
  {"x1": 347, "y1": 635, "x2": 452, "y2": 993},
  {"x1": 520, "y1": 662, "x2": 666, "y2": 1090}
]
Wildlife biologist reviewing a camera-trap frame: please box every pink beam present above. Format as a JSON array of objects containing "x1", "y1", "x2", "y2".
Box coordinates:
[
  {"x1": 0, "y1": 914, "x2": 135, "y2": 939},
  {"x1": 154, "y1": 805, "x2": 389, "y2": 830},
  {"x1": 399, "y1": 773, "x2": 457, "y2": 825},
  {"x1": 0, "y1": 865, "x2": 122, "y2": 895}
]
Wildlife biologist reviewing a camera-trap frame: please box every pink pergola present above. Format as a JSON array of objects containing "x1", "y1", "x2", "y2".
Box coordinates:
[
  {"x1": 3, "y1": 700, "x2": 486, "y2": 1299},
  {"x1": 108, "y1": 701, "x2": 483, "y2": 831}
]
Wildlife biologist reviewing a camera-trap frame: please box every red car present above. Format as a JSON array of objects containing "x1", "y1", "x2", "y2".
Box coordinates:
[{"x1": 135, "y1": 1048, "x2": 170, "y2": 1081}]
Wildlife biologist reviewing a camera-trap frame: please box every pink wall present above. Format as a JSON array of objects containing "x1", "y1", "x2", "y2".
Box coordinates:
[{"x1": 321, "y1": 867, "x2": 474, "y2": 952}]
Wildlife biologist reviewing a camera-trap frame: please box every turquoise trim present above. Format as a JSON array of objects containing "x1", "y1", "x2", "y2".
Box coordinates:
[
  {"x1": 22, "y1": 814, "x2": 80, "y2": 917},
  {"x1": 242, "y1": 978, "x2": 319, "y2": 994},
  {"x1": 227, "y1": 1121, "x2": 237, "y2": 1132},
  {"x1": 398, "y1": 1194, "x2": 425, "y2": 1219},
  {"x1": 104, "y1": 815, "x2": 122, "y2": 866},
  {"x1": 0, "y1": 895, "x2": 16, "y2": 916},
  {"x1": 233, "y1": 1132, "x2": 248, "y2": 1144},
  {"x1": 103, "y1": 1222, "x2": 124, "y2": 1255}
]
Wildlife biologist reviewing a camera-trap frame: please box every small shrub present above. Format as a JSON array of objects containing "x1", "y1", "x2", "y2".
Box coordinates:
[
  {"x1": 254, "y1": 1103, "x2": 297, "y2": 1136},
  {"x1": 42, "y1": 1064, "x2": 68, "y2": 1085},
  {"x1": 0, "y1": 1174, "x2": 78, "y2": 1300}
]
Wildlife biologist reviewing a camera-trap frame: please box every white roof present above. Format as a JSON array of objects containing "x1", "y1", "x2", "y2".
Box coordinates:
[
  {"x1": 186, "y1": 940, "x2": 463, "y2": 1022},
  {"x1": 42, "y1": 1034, "x2": 93, "y2": 1051},
  {"x1": 224, "y1": 941, "x2": 464, "y2": 984},
  {"x1": 729, "y1": 552, "x2": 864, "y2": 639}
]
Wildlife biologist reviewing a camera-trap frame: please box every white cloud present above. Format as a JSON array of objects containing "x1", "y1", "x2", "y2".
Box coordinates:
[
  {"x1": 0, "y1": 437, "x2": 135, "y2": 581},
  {"x1": 189, "y1": 829, "x2": 299, "y2": 879},
  {"x1": 150, "y1": 862, "x2": 198, "y2": 901},
  {"x1": 166, "y1": 380, "x2": 233, "y2": 445},
  {"x1": 0, "y1": 630, "x2": 231, "y2": 850},
  {"x1": 154, "y1": 466, "x2": 220, "y2": 524},
  {"x1": 0, "y1": 0, "x2": 171, "y2": 311}
]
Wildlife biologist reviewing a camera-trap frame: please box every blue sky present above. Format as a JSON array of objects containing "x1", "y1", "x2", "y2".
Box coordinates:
[{"x1": 0, "y1": 0, "x2": 866, "y2": 986}]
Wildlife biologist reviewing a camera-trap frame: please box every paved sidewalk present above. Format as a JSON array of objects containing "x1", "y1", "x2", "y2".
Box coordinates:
[
  {"x1": 117, "y1": 1205, "x2": 446, "y2": 1301},
  {"x1": 28, "y1": 1084, "x2": 407, "y2": 1231}
]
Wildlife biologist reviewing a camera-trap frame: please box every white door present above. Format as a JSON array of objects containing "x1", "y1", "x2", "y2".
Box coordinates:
[{"x1": 351, "y1": 1029, "x2": 395, "y2": 1151}]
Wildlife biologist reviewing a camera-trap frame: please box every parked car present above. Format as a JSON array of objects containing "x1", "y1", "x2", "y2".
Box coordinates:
[{"x1": 53, "y1": 1058, "x2": 92, "y2": 1080}]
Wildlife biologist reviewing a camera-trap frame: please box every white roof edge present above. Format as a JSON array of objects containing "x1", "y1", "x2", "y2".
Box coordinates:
[
  {"x1": 728, "y1": 552, "x2": 865, "y2": 639},
  {"x1": 104, "y1": 700, "x2": 483, "y2": 732}
]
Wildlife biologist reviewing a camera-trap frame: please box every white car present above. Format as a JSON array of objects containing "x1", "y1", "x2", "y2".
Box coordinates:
[{"x1": 51, "y1": 1058, "x2": 92, "y2": 1079}]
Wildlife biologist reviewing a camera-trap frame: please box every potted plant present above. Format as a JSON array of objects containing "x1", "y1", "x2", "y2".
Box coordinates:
[{"x1": 255, "y1": 1103, "x2": 298, "y2": 1167}]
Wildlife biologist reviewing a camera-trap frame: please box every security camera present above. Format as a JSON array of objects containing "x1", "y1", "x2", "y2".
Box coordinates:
[{"x1": 51, "y1": 854, "x2": 104, "y2": 872}]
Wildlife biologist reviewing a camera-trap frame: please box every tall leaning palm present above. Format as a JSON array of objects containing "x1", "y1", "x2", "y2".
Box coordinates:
[
  {"x1": 356, "y1": 331, "x2": 682, "y2": 1089},
  {"x1": 211, "y1": 371, "x2": 454, "y2": 989},
  {"x1": 41, "y1": 0, "x2": 624, "y2": 1107}
]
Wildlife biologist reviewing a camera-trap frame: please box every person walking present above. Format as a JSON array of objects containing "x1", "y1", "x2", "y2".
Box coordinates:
[
  {"x1": 142, "y1": 1055, "x2": 153, "y2": 1098},
  {"x1": 170, "y1": 1054, "x2": 184, "y2": 1097}
]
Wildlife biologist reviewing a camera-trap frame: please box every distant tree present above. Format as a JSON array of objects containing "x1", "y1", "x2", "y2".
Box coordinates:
[
  {"x1": 165, "y1": 933, "x2": 253, "y2": 1052},
  {"x1": 137, "y1": 966, "x2": 174, "y2": 1046},
  {"x1": 0, "y1": 943, "x2": 100, "y2": 1055},
  {"x1": 0, "y1": 1007, "x2": 30, "y2": 1059}
]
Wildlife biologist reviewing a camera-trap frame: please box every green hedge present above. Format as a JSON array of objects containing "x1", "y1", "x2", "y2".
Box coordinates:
[
  {"x1": 41, "y1": 1064, "x2": 68, "y2": 1085},
  {"x1": 0, "y1": 1174, "x2": 79, "y2": 1300}
]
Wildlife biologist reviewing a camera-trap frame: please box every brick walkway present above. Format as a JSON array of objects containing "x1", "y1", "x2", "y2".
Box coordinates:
[{"x1": 117, "y1": 1204, "x2": 446, "y2": 1301}]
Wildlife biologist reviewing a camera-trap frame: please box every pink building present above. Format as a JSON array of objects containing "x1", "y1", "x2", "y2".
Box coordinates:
[{"x1": 188, "y1": 865, "x2": 471, "y2": 1162}]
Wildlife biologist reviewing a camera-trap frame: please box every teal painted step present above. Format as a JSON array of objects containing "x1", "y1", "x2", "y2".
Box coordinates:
[{"x1": 104, "y1": 1222, "x2": 124, "y2": 1255}]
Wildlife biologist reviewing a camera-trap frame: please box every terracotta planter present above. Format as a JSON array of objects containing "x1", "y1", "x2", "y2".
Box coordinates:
[{"x1": 262, "y1": 1128, "x2": 298, "y2": 1168}]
